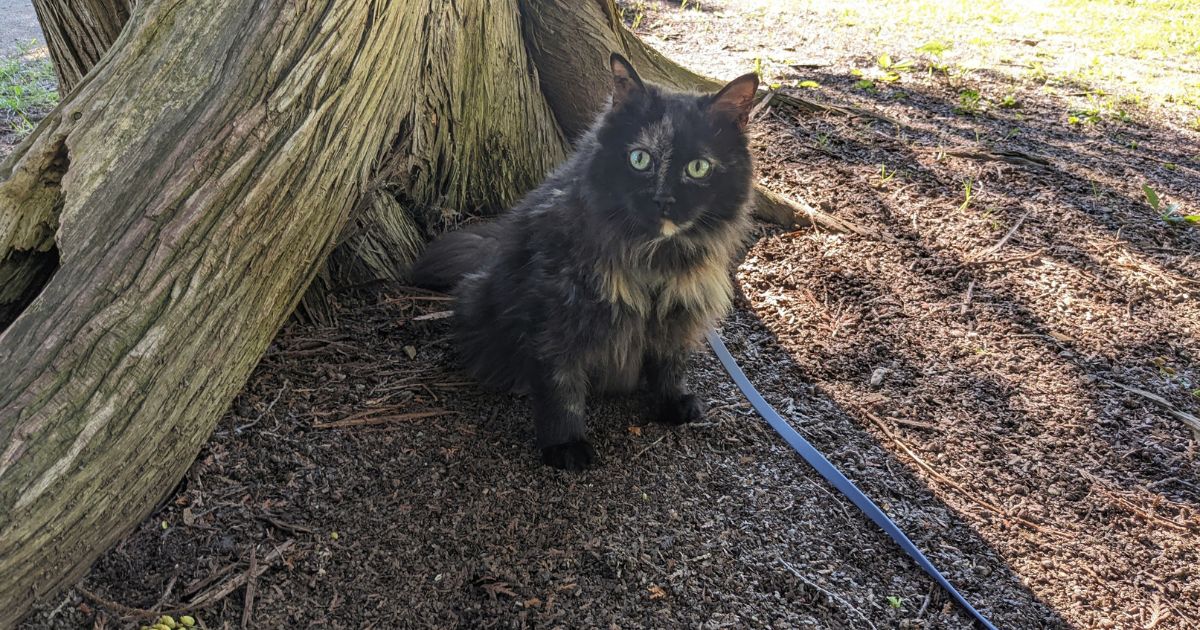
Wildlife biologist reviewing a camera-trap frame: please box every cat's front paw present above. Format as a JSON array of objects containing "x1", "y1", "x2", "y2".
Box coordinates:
[
  {"x1": 657, "y1": 393, "x2": 705, "y2": 426},
  {"x1": 541, "y1": 439, "x2": 597, "y2": 471}
]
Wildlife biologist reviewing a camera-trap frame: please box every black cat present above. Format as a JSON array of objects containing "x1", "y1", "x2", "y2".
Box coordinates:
[{"x1": 412, "y1": 53, "x2": 757, "y2": 470}]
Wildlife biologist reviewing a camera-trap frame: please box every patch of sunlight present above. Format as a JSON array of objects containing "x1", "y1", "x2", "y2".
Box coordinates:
[{"x1": 771, "y1": 0, "x2": 1200, "y2": 122}]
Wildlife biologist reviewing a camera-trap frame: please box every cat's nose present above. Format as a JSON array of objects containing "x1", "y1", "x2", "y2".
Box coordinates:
[{"x1": 654, "y1": 194, "x2": 676, "y2": 214}]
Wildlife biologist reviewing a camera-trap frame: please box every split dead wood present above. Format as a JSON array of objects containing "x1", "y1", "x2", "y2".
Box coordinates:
[
  {"x1": 235, "y1": 379, "x2": 288, "y2": 433},
  {"x1": 772, "y1": 90, "x2": 900, "y2": 127},
  {"x1": 152, "y1": 571, "x2": 179, "y2": 613},
  {"x1": 380, "y1": 294, "x2": 453, "y2": 302},
  {"x1": 754, "y1": 187, "x2": 882, "y2": 239},
  {"x1": 634, "y1": 435, "x2": 668, "y2": 458},
  {"x1": 181, "y1": 562, "x2": 237, "y2": 599},
  {"x1": 387, "y1": 285, "x2": 459, "y2": 297},
  {"x1": 916, "y1": 584, "x2": 934, "y2": 619},
  {"x1": 263, "y1": 340, "x2": 358, "y2": 359},
  {"x1": 748, "y1": 90, "x2": 775, "y2": 122}
]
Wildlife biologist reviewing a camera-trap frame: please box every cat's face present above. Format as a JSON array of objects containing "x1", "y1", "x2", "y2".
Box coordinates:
[{"x1": 586, "y1": 54, "x2": 758, "y2": 242}]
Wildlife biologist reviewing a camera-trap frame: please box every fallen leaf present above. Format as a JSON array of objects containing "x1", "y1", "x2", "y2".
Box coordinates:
[
  {"x1": 648, "y1": 585, "x2": 667, "y2": 600},
  {"x1": 627, "y1": 425, "x2": 643, "y2": 436}
]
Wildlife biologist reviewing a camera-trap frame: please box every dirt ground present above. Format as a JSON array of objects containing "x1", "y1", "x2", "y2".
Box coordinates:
[
  {"x1": 0, "y1": 0, "x2": 42, "y2": 55},
  {"x1": 16, "y1": 1, "x2": 1200, "y2": 629}
]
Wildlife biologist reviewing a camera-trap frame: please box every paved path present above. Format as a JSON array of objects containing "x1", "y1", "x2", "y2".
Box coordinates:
[{"x1": 0, "y1": 0, "x2": 43, "y2": 55}]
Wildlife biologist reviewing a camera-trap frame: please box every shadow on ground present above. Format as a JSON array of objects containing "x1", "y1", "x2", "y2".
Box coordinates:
[
  {"x1": 18, "y1": 2, "x2": 1200, "y2": 627},
  {"x1": 21, "y1": 283, "x2": 1068, "y2": 629},
  {"x1": 733, "y1": 48, "x2": 1199, "y2": 627}
]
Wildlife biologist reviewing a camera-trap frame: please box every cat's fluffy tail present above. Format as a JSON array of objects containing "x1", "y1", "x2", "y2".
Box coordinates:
[{"x1": 410, "y1": 222, "x2": 503, "y2": 291}]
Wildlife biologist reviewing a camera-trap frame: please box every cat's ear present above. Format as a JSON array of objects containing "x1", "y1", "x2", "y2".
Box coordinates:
[
  {"x1": 610, "y1": 52, "x2": 645, "y2": 109},
  {"x1": 708, "y1": 73, "x2": 759, "y2": 129}
]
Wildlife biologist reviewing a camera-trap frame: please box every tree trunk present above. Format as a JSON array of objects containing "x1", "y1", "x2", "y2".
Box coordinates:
[
  {"x1": 0, "y1": 0, "x2": 562, "y2": 624},
  {"x1": 31, "y1": 0, "x2": 135, "y2": 94},
  {"x1": 520, "y1": 0, "x2": 856, "y2": 233},
  {"x1": 17, "y1": 0, "x2": 846, "y2": 326},
  {"x1": 0, "y1": 0, "x2": 860, "y2": 624}
]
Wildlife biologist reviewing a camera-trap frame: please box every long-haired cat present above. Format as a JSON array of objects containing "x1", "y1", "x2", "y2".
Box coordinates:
[{"x1": 412, "y1": 53, "x2": 757, "y2": 470}]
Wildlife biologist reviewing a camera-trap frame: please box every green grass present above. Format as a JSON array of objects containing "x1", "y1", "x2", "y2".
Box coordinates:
[
  {"x1": 1144, "y1": 183, "x2": 1200, "y2": 225},
  {"x1": 803, "y1": 0, "x2": 1200, "y2": 121},
  {"x1": 956, "y1": 88, "x2": 982, "y2": 114},
  {"x1": 0, "y1": 42, "x2": 59, "y2": 138},
  {"x1": 958, "y1": 177, "x2": 974, "y2": 212}
]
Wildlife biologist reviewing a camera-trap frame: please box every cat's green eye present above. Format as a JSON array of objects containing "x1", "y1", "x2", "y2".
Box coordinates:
[
  {"x1": 686, "y1": 158, "x2": 712, "y2": 179},
  {"x1": 629, "y1": 149, "x2": 652, "y2": 171}
]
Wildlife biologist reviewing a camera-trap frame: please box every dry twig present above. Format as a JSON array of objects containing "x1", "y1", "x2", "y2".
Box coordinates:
[
  {"x1": 1081, "y1": 473, "x2": 1195, "y2": 533},
  {"x1": 184, "y1": 541, "x2": 294, "y2": 610},
  {"x1": 774, "y1": 90, "x2": 899, "y2": 126},
  {"x1": 257, "y1": 514, "x2": 317, "y2": 535},
  {"x1": 241, "y1": 546, "x2": 257, "y2": 629},
  {"x1": 978, "y1": 210, "x2": 1032, "y2": 259},
  {"x1": 923, "y1": 147, "x2": 1051, "y2": 168},
  {"x1": 312, "y1": 408, "x2": 451, "y2": 430},
  {"x1": 778, "y1": 558, "x2": 879, "y2": 630},
  {"x1": 1103, "y1": 380, "x2": 1200, "y2": 437},
  {"x1": 634, "y1": 435, "x2": 668, "y2": 458},
  {"x1": 861, "y1": 411, "x2": 1064, "y2": 537},
  {"x1": 962, "y1": 249, "x2": 1043, "y2": 267},
  {"x1": 77, "y1": 586, "x2": 165, "y2": 620},
  {"x1": 753, "y1": 187, "x2": 880, "y2": 238},
  {"x1": 236, "y1": 380, "x2": 288, "y2": 433}
]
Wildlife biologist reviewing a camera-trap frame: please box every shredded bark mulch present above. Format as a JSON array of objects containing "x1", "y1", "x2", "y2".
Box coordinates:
[{"x1": 18, "y1": 1, "x2": 1200, "y2": 628}]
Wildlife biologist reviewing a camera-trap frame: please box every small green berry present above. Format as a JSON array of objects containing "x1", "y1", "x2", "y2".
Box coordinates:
[
  {"x1": 159, "y1": 615, "x2": 178, "y2": 628},
  {"x1": 180, "y1": 616, "x2": 196, "y2": 627},
  {"x1": 330, "y1": 531, "x2": 339, "y2": 540}
]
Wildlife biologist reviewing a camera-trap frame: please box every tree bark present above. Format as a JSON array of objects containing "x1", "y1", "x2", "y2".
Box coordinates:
[
  {"x1": 0, "y1": 0, "x2": 562, "y2": 625},
  {"x1": 0, "y1": 0, "x2": 867, "y2": 624},
  {"x1": 31, "y1": 0, "x2": 135, "y2": 94},
  {"x1": 17, "y1": 0, "x2": 855, "y2": 327},
  {"x1": 305, "y1": 0, "x2": 866, "y2": 316},
  {"x1": 520, "y1": 0, "x2": 865, "y2": 233}
]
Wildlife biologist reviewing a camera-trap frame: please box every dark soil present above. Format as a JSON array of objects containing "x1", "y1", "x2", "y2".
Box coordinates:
[{"x1": 18, "y1": 1, "x2": 1200, "y2": 629}]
